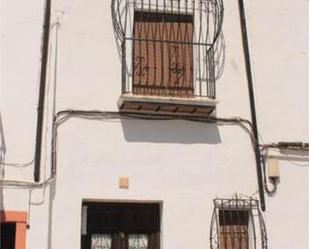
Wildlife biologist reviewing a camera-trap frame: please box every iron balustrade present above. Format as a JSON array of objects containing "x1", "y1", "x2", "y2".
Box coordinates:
[{"x1": 112, "y1": 0, "x2": 223, "y2": 99}]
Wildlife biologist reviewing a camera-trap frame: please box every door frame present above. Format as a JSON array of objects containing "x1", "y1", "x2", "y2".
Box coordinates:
[{"x1": 0, "y1": 210, "x2": 27, "y2": 249}]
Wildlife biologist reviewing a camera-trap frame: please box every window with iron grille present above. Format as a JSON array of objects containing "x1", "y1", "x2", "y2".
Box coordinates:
[
  {"x1": 133, "y1": 11, "x2": 194, "y2": 97},
  {"x1": 210, "y1": 198, "x2": 268, "y2": 249},
  {"x1": 112, "y1": 0, "x2": 224, "y2": 99},
  {"x1": 81, "y1": 202, "x2": 160, "y2": 249}
]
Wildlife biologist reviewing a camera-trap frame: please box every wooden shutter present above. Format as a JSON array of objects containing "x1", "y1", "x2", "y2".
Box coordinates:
[
  {"x1": 133, "y1": 11, "x2": 193, "y2": 97},
  {"x1": 219, "y1": 225, "x2": 249, "y2": 249},
  {"x1": 219, "y1": 210, "x2": 249, "y2": 249}
]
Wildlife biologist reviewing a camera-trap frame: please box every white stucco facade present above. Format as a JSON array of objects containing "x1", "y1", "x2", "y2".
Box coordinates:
[{"x1": 0, "y1": 1, "x2": 308, "y2": 249}]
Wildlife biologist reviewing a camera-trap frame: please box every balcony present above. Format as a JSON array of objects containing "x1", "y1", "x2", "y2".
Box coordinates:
[{"x1": 112, "y1": 0, "x2": 224, "y2": 117}]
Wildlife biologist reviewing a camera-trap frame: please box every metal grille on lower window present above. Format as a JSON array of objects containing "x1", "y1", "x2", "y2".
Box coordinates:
[
  {"x1": 81, "y1": 202, "x2": 160, "y2": 249},
  {"x1": 210, "y1": 197, "x2": 268, "y2": 249},
  {"x1": 219, "y1": 210, "x2": 249, "y2": 249}
]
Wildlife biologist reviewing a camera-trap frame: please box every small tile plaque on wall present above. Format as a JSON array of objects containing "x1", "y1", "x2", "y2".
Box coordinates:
[{"x1": 118, "y1": 176, "x2": 129, "y2": 189}]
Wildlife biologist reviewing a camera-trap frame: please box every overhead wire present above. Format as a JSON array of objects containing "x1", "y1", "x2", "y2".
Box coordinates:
[{"x1": 2, "y1": 159, "x2": 35, "y2": 168}]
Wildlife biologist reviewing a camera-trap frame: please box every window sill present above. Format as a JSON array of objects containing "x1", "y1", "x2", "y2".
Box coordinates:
[{"x1": 118, "y1": 93, "x2": 218, "y2": 117}]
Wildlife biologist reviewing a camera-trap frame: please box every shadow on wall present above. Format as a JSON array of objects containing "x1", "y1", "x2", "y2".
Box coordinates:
[
  {"x1": 271, "y1": 149, "x2": 309, "y2": 164},
  {"x1": 121, "y1": 119, "x2": 221, "y2": 144},
  {"x1": 118, "y1": 33, "x2": 225, "y2": 144},
  {"x1": 213, "y1": 32, "x2": 226, "y2": 82}
]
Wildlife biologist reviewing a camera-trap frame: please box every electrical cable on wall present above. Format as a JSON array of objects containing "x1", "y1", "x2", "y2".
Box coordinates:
[
  {"x1": 260, "y1": 142, "x2": 309, "y2": 196},
  {"x1": 2, "y1": 110, "x2": 257, "y2": 188},
  {"x1": 2, "y1": 109, "x2": 308, "y2": 189},
  {"x1": 2, "y1": 159, "x2": 35, "y2": 167},
  {"x1": 0, "y1": 14, "x2": 61, "y2": 188}
]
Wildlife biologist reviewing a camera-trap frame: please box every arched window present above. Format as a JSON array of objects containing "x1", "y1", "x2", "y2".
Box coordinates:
[{"x1": 210, "y1": 198, "x2": 268, "y2": 249}]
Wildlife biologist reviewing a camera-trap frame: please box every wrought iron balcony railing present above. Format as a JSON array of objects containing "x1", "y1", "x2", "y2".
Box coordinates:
[{"x1": 112, "y1": 0, "x2": 224, "y2": 100}]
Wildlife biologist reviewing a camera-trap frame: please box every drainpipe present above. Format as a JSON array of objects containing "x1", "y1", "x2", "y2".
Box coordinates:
[
  {"x1": 238, "y1": 0, "x2": 266, "y2": 211},
  {"x1": 34, "y1": 0, "x2": 52, "y2": 182}
]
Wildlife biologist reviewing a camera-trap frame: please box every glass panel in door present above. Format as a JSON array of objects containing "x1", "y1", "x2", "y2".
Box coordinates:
[
  {"x1": 128, "y1": 234, "x2": 148, "y2": 249},
  {"x1": 91, "y1": 234, "x2": 112, "y2": 249}
]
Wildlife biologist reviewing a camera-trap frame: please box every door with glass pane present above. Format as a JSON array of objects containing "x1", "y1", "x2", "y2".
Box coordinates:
[{"x1": 81, "y1": 202, "x2": 160, "y2": 249}]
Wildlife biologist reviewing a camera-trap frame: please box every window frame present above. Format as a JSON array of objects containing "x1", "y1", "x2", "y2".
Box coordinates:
[{"x1": 81, "y1": 202, "x2": 161, "y2": 249}]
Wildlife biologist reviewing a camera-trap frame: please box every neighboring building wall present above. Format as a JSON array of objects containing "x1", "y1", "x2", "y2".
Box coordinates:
[{"x1": 0, "y1": 1, "x2": 308, "y2": 249}]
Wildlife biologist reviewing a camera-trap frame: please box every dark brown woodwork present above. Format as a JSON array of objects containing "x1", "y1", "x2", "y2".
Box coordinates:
[
  {"x1": 133, "y1": 11, "x2": 193, "y2": 97},
  {"x1": 81, "y1": 202, "x2": 160, "y2": 249}
]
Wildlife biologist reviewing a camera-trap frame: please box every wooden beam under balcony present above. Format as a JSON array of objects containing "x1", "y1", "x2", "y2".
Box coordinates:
[{"x1": 118, "y1": 94, "x2": 217, "y2": 117}]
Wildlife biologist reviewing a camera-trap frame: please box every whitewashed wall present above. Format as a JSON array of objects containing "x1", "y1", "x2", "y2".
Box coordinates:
[
  {"x1": 246, "y1": 1, "x2": 309, "y2": 248},
  {"x1": 0, "y1": 0, "x2": 308, "y2": 249}
]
